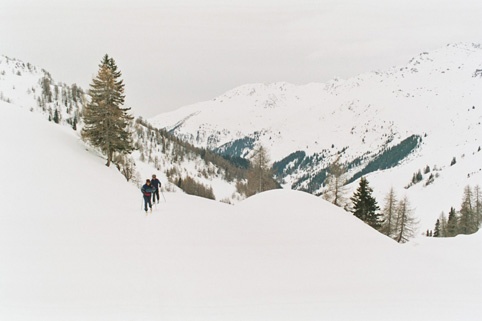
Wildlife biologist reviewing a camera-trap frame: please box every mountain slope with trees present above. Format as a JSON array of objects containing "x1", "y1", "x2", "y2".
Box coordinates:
[
  {"x1": 150, "y1": 43, "x2": 482, "y2": 230},
  {"x1": 0, "y1": 54, "x2": 277, "y2": 203},
  {"x1": 1, "y1": 44, "x2": 481, "y2": 233},
  {"x1": 0, "y1": 55, "x2": 85, "y2": 129}
]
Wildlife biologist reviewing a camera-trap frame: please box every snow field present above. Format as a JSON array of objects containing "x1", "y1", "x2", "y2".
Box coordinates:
[{"x1": 0, "y1": 102, "x2": 481, "y2": 320}]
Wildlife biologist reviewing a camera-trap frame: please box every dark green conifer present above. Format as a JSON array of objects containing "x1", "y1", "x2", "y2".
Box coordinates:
[
  {"x1": 350, "y1": 177, "x2": 381, "y2": 230},
  {"x1": 433, "y1": 219, "x2": 440, "y2": 237},
  {"x1": 459, "y1": 185, "x2": 476, "y2": 235},
  {"x1": 72, "y1": 116, "x2": 77, "y2": 131},
  {"x1": 447, "y1": 207, "x2": 458, "y2": 237},
  {"x1": 53, "y1": 109, "x2": 60, "y2": 124}
]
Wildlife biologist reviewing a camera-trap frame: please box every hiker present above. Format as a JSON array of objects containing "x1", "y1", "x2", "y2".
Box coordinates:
[
  {"x1": 151, "y1": 174, "x2": 162, "y2": 204},
  {"x1": 141, "y1": 179, "x2": 155, "y2": 212}
]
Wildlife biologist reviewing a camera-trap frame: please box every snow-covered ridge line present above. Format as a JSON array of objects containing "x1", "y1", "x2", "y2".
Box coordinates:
[
  {"x1": 150, "y1": 43, "x2": 482, "y2": 157},
  {"x1": 0, "y1": 54, "x2": 85, "y2": 128},
  {"x1": 150, "y1": 43, "x2": 482, "y2": 229}
]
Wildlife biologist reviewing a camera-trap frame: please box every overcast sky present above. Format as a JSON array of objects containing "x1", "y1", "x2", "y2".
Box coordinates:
[{"x1": 1, "y1": 0, "x2": 481, "y2": 117}]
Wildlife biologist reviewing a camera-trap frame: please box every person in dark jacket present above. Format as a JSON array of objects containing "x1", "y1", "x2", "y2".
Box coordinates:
[
  {"x1": 151, "y1": 174, "x2": 162, "y2": 204},
  {"x1": 141, "y1": 179, "x2": 155, "y2": 213}
]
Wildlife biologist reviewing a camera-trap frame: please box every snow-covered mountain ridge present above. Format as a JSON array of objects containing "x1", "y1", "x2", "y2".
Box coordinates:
[
  {"x1": 152, "y1": 43, "x2": 481, "y2": 160},
  {"x1": 151, "y1": 43, "x2": 482, "y2": 228},
  {"x1": 0, "y1": 55, "x2": 85, "y2": 127}
]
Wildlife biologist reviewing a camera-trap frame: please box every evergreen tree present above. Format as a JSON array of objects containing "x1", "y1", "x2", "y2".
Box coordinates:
[
  {"x1": 439, "y1": 212, "x2": 448, "y2": 237},
  {"x1": 446, "y1": 207, "x2": 458, "y2": 237},
  {"x1": 473, "y1": 185, "x2": 481, "y2": 229},
  {"x1": 433, "y1": 219, "x2": 440, "y2": 237},
  {"x1": 350, "y1": 177, "x2": 381, "y2": 230},
  {"x1": 458, "y1": 185, "x2": 476, "y2": 235},
  {"x1": 72, "y1": 116, "x2": 77, "y2": 131},
  {"x1": 81, "y1": 55, "x2": 134, "y2": 167},
  {"x1": 411, "y1": 169, "x2": 423, "y2": 185},
  {"x1": 380, "y1": 187, "x2": 398, "y2": 238},
  {"x1": 53, "y1": 109, "x2": 60, "y2": 124},
  {"x1": 416, "y1": 170, "x2": 423, "y2": 182}
]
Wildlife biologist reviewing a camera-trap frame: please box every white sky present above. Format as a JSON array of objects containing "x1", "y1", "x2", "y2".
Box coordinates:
[{"x1": 1, "y1": 0, "x2": 481, "y2": 117}]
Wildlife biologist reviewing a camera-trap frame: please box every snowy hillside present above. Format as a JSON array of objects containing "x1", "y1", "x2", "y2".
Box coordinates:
[
  {"x1": 0, "y1": 55, "x2": 85, "y2": 127},
  {"x1": 151, "y1": 43, "x2": 482, "y2": 229},
  {"x1": 1, "y1": 101, "x2": 481, "y2": 320},
  {"x1": 0, "y1": 54, "x2": 246, "y2": 203}
]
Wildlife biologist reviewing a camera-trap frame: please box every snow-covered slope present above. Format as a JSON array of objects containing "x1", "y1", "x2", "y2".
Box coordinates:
[
  {"x1": 151, "y1": 43, "x2": 482, "y2": 229},
  {"x1": 1, "y1": 97, "x2": 481, "y2": 320},
  {"x1": 0, "y1": 54, "x2": 246, "y2": 203},
  {"x1": 0, "y1": 55, "x2": 85, "y2": 126}
]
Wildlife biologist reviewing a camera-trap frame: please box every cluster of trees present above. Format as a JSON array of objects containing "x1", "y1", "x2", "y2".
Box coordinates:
[
  {"x1": 350, "y1": 178, "x2": 418, "y2": 243},
  {"x1": 348, "y1": 134, "x2": 421, "y2": 183},
  {"x1": 405, "y1": 165, "x2": 440, "y2": 189},
  {"x1": 177, "y1": 176, "x2": 215, "y2": 200},
  {"x1": 378, "y1": 189, "x2": 418, "y2": 243},
  {"x1": 429, "y1": 185, "x2": 481, "y2": 237},
  {"x1": 46, "y1": 82, "x2": 83, "y2": 130},
  {"x1": 81, "y1": 62, "x2": 244, "y2": 198},
  {"x1": 10, "y1": 60, "x2": 85, "y2": 129},
  {"x1": 323, "y1": 158, "x2": 481, "y2": 243},
  {"x1": 133, "y1": 117, "x2": 278, "y2": 200},
  {"x1": 236, "y1": 145, "x2": 279, "y2": 197},
  {"x1": 323, "y1": 159, "x2": 417, "y2": 243}
]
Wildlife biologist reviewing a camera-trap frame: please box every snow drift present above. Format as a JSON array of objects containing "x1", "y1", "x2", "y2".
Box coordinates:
[{"x1": 0, "y1": 102, "x2": 481, "y2": 320}]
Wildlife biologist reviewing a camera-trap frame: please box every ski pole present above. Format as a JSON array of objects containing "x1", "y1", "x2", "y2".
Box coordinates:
[{"x1": 161, "y1": 190, "x2": 166, "y2": 203}]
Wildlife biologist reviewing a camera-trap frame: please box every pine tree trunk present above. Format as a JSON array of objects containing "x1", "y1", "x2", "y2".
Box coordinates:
[{"x1": 106, "y1": 149, "x2": 112, "y2": 167}]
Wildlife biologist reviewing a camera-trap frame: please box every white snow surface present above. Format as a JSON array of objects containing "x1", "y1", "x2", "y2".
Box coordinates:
[{"x1": 1, "y1": 102, "x2": 481, "y2": 320}]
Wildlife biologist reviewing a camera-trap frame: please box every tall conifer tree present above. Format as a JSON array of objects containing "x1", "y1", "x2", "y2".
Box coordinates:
[
  {"x1": 380, "y1": 187, "x2": 397, "y2": 238},
  {"x1": 433, "y1": 219, "x2": 441, "y2": 237},
  {"x1": 323, "y1": 157, "x2": 347, "y2": 207},
  {"x1": 438, "y1": 212, "x2": 448, "y2": 237},
  {"x1": 474, "y1": 185, "x2": 482, "y2": 230},
  {"x1": 246, "y1": 145, "x2": 277, "y2": 196},
  {"x1": 82, "y1": 55, "x2": 133, "y2": 167},
  {"x1": 350, "y1": 177, "x2": 381, "y2": 230},
  {"x1": 446, "y1": 207, "x2": 458, "y2": 237},
  {"x1": 459, "y1": 185, "x2": 476, "y2": 234},
  {"x1": 393, "y1": 196, "x2": 417, "y2": 243}
]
